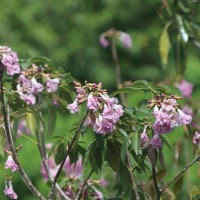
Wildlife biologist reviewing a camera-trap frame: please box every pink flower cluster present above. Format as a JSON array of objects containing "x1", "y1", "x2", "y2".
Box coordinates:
[
  {"x1": 16, "y1": 65, "x2": 60, "y2": 105},
  {"x1": 145, "y1": 94, "x2": 192, "y2": 149},
  {"x1": 0, "y1": 46, "x2": 20, "y2": 75},
  {"x1": 99, "y1": 28, "x2": 132, "y2": 48},
  {"x1": 67, "y1": 82, "x2": 123, "y2": 134},
  {"x1": 5, "y1": 155, "x2": 19, "y2": 172}
]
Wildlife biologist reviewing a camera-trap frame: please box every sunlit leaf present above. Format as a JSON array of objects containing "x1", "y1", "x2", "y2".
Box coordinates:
[
  {"x1": 47, "y1": 106, "x2": 57, "y2": 135},
  {"x1": 26, "y1": 111, "x2": 37, "y2": 136},
  {"x1": 159, "y1": 23, "x2": 171, "y2": 65},
  {"x1": 0, "y1": 127, "x2": 6, "y2": 157},
  {"x1": 132, "y1": 132, "x2": 140, "y2": 155}
]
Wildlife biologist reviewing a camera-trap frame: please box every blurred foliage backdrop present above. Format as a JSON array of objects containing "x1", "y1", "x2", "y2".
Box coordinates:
[{"x1": 0, "y1": 0, "x2": 200, "y2": 199}]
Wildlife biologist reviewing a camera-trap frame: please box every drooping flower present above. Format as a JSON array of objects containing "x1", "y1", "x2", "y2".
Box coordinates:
[
  {"x1": 87, "y1": 94, "x2": 100, "y2": 111},
  {"x1": 99, "y1": 35, "x2": 110, "y2": 48},
  {"x1": 193, "y1": 131, "x2": 200, "y2": 145},
  {"x1": 118, "y1": 31, "x2": 132, "y2": 48},
  {"x1": 67, "y1": 99, "x2": 79, "y2": 113},
  {"x1": 41, "y1": 158, "x2": 59, "y2": 181},
  {"x1": 64, "y1": 157, "x2": 83, "y2": 179},
  {"x1": 177, "y1": 80, "x2": 193, "y2": 98},
  {"x1": 150, "y1": 134, "x2": 163, "y2": 149},
  {"x1": 5, "y1": 155, "x2": 19, "y2": 172},
  {"x1": 140, "y1": 126, "x2": 149, "y2": 146},
  {"x1": 46, "y1": 78, "x2": 60, "y2": 93},
  {"x1": 31, "y1": 77, "x2": 44, "y2": 94},
  {"x1": 4, "y1": 181, "x2": 18, "y2": 199},
  {"x1": 0, "y1": 46, "x2": 20, "y2": 76}
]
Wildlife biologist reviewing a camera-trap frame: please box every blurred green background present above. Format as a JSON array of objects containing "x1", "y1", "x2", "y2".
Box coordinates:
[{"x1": 0, "y1": 0, "x2": 200, "y2": 199}]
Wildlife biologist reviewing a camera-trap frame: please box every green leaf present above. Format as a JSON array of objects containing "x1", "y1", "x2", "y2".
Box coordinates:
[
  {"x1": 105, "y1": 140, "x2": 120, "y2": 172},
  {"x1": 47, "y1": 106, "x2": 57, "y2": 135},
  {"x1": 0, "y1": 127, "x2": 6, "y2": 157},
  {"x1": 155, "y1": 85, "x2": 171, "y2": 94},
  {"x1": 159, "y1": 23, "x2": 171, "y2": 65},
  {"x1": 132, "y1": 132, "x2": 140, "y2": 155},
  {"x1": 55, "y1": 143, "x2": 67, "y2": 165},
  {"x1": 159, "y1": 149, "x2": 166, "y2": 170},
  {"x1": 13, "y1": 118, "x2": 21, "y2": 138},
  {"x1": 28, "y1": 56, "x2": 52, "y2": 65},
  {"x1": 120, "y1": 137, "x2": 129, "y2": 164},
  {"x1": 160, "y1": 134, "x2": 172, "y2": 151},
  {"x1": 26, "y1": 111, "x2": 37, "y2": 135}
]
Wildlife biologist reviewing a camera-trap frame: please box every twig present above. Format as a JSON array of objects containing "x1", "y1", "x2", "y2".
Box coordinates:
[
  {"x1": 160, "y1": 156, "x2": 200, "y2": 194},
  {"x1": 0, "y1": 68, "x2": 46, "y2": 200},
  {"x1": 75, "y1": 169, "x2": 94, "y2": 200},
  {"x1": 36, "y1": 97, "x2": 71, "y2": 200},
  {"x1": 49, "y1": 110, "x2": 89, "y2": 199},
  {"x1": 152, "y1": 167, "x2": 161, "y2": 200},
  {"x1": 111, "y1": 39, "x2": 127, "y2": 107},
  {"x1": 126, "y1": 152, "x2": 140, "y2": 200}
]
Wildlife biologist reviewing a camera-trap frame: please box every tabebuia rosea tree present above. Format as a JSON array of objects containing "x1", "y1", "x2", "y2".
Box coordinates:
[{"x1": 0, "y1": 2, "x2": 200, "y2": 200}]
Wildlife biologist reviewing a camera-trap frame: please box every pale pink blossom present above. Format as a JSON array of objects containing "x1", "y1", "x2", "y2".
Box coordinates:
[
  {"x1": 141, "y1": 126, "x2": 149, "y2": 145},
  {"x1": 46, "y1": 78, "x2": 60, "y2": 93},
  {"x1": 177, "y1": 109, "x2": 192, "y2": 124},
  {"x1": 64, "y1": 157, "x2": 83, "y2": 179},
  {"x1": 31, "y1": 77, "x2": 44, "y2": 94},
  {"x1": 150, "y1": 134, "x2": 163, "y2": 149},
  {"x1": 5, "y1": 155, "x2": 19, "y2": 172},
  {"x1": 193, "y1": 131, "x2": 200, "y2": 145},
  {"x1": 0, "y1": 46, "x2": 20, "y2": 76},
  {"x1": 99, "y1": 36, "x2": 110, "y2": 48},
  {"x1": 4, "y1": 181, "x2": 18, "y2": 199},
  {"x1": 67, "y1": 99, "x2": 79, "y2": 113},
  {"x1": 177, "y1": 80, "x2": 193, "y2": 98},
  {"x1": 118, "y1": 31, "x2": 132, "y2": 48},
  {"x1": 87, "y1": 93, "x2": 99, "y2": 111}
]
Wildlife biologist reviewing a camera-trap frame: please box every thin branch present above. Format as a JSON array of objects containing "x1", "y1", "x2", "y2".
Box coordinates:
[
  {"x1": 75, "y1": 169, "x2": 94, "y2": 200},
  {"x1": 152, "y1": 167, "x2": 161, "y2": 200},
  {"x1": 126, "y1": 152, "x2": 140, "y2": 200},
  {"x1": 36, "y1": 97, "x2": 71, "y2": 200},
  {"x1": 160, "y1": 156, "x2": 200, "y2": 194},
  {"x1": 0, "y1": 68, "x2": 46, "y2": 200},
  {"x1": 49, "y1": 110, "x2": 89, "y2": 199},
  {"x1": 111, "y1": 39, "x2": 127, "y2": 107}
]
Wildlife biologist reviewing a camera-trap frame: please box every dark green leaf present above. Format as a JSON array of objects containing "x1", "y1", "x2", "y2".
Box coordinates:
[
  {"x1": 159, "y1": 149, "x2": 166, "y2": 170},
  {"x1": 155, "y1": 85, "x2": 171, "y2": 94},
  {"x1": 160, "y1": 134, "x2": 172, "y2": 151},
  {"x1": 55, "y1": 143, "x2": 67, "y2": 165},
  {"x1": 120, "y1": 137, "x2": 129, "y2": 164},
  {"x1": 132, "y1": 132, "x2": 140, "y2": 155}
]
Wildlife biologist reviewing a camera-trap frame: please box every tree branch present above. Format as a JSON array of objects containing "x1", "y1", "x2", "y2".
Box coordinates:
[{"x1": 0, "y1": 68, "x2": 46, "y2": 200}]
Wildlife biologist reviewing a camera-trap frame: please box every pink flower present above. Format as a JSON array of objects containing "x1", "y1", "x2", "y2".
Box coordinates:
[
  {"x1": 177, "y1": 109, "x2": 192, "y2": 125},
  {"x1": 118, "y1": 32, "x2": 132, "y2": 48},
  {"x1": 87, "y1": 94, "x2": 99, "y2": 111},
  {"x1": 4, "y1": 181, "x2": 18, "y2": 199},
  {"x1": 31, "y1": 77, "x2": 44, "y2": 94},
  {"x1": 5, "y1": 155, "x2": 19, "y2": 172},
  {"x1": 46, "y1": 78, "x2": 60, "y2": 93},
  {"x1": 41, "y1": 158, "x2": 59, "y2": 181},
  {"x1": 52, "y1": 97, "x2": 59, "y2": 108},
  {"x1": 140, "y1": 126, "x2": 149, "y2": 145},
  {"x1": 64, "y1": 157, "x2": 83, "y2": 179},
  {"x1": 193, "y1": 131, "x2": 200, "y2": 145},
  {"x1": 17, "y1": 119, "x2": 31, "y2": 137},
  {"x1": 99, "y1": 36, "x2": 110, "y2": 48},
  {"x1": 67, "y1": 99, "x2": 79, "y2": 113},
  {"x1": 177, "y1": 80, "x2": 193, "y2": 98},
  {"x1": 150, "y1": 134, "x2": 163, "y2": 149},
  {"x1": 0, "y1": 46, "x2": 20, "y2": 76}
]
